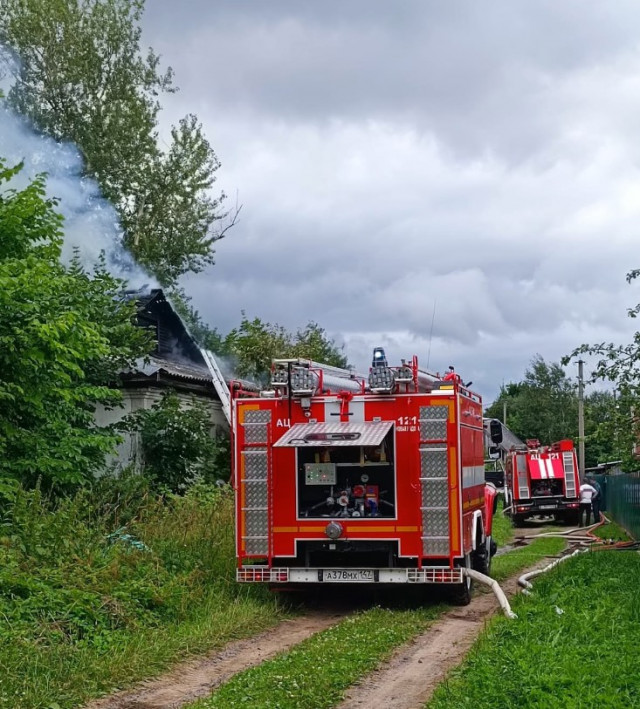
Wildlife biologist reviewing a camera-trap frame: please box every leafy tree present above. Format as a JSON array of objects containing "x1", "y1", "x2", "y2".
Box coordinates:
[
  {"x1": 0, "y1": 160, "x2": 150, "y2": 491},
  {"x1": 583, "y1": 390, "x2": 621, "y2": 467},
  {"x1": 222, "y1": 313, "x2": 348, "y2": 382},
  {"x1": 486, "y1": 356, "x2": 621, "y2": 467},
  {"x1": 565, "y1": 269, "x2": 640, "y2": 470},
  {"x1": 291, "y1": 322, "x2": 349, "y2": 368},
  {"x1": 223, "y1": 315, "x2": 295, "y2": 382},
  {"x1": 485, "y1": 356, "x2": 578, "y2": 445},
  {"x1": 0, "y1": 0, "x2": 232, "y2": 286}
]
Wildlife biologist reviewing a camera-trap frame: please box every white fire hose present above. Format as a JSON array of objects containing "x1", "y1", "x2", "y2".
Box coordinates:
[
  {"x1": 462, "y1": 568, "x2": 518, "y2": 620},
  {"x1": 517, "y1": 548, "x2": 589, "y2": 594}
]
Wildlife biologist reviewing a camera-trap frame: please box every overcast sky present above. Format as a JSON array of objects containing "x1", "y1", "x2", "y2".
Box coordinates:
[{"x1": 141, "y1": 1, "x2": 640, "y2": 401}]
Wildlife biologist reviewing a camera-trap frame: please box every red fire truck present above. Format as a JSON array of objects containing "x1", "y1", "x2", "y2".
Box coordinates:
[
  {"x1": 504, "y1": 439, "x2": 581, "y2": 524},
  {"x1": 232, "y1": 348, "x2": 498, "y2": 604}
]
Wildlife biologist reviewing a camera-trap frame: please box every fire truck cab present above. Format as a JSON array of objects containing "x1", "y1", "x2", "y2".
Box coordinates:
[{"x1": 233, "y1": 349, "x2": 497, "y2": 604}]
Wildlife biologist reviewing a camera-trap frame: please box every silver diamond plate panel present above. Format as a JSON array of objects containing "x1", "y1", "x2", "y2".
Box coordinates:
[
  {"x1": 420, "y1": 419, "x2": 447, "y2": 440},
  {"x1": 245, "y1": 538, "x2": 268, "y2": 555},
  {"x1": 245, "y1": 480, "x2": 268, "y2": 508},
  {"x1": 517, "y1": 456, "x2": 529, "y2": 497},
  {"x1": 245, "y1": 509, "x2": 268, "y2": 536},
  {"x1": 420, "y1": 446, "x2": 448, "y2": 477},
  {"x1": 244, "y1": 410, "x2": 272, "y2": 423},
  {"x1": 243, "y1": 423, "x2": 268, "y2": 444},
  {"x1": 422, "y1": 537, "x2": 450, "y2": 555},
  {"x1": 420, "y1": 405, "x2": 448, "y2": 420},
  {"x1": 423, "y1": 508, "x2": 450, "y2": 537},
  {"x1": 422, "y1": 479, "x2": 448, "y2": 507},
  {"x1": 242, "y1": 450, "x2": 268, "y2": 479}
]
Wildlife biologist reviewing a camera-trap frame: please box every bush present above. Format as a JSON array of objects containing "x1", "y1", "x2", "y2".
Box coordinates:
[{"x1": 125, "y1": 392, "x2": 230, "y2": 492}]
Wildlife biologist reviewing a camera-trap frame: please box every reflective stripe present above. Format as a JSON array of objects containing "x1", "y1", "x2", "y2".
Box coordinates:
[{"x1": 546, "y1": 459, "x2": 555, "y2": 479}]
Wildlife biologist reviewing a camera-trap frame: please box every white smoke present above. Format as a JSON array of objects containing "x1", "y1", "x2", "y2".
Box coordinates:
[{"x1": 0, "y1": 100, "x2": 154, "y2": 289}]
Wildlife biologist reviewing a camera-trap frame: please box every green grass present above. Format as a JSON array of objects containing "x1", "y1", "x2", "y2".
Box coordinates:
[
  {"x1": 0, "y1": 483, "x2": 287, "y2": 708},
  {"x1": 189, "y1": 605, "x2": 445, "y2": 709},
  {"x1": 591, "y1": 518, "x2": 632, "y2": 542},
  {"x1": 0, "y1": 483, "x2": 569, "y2": 708},
  {"x1": 493, "y1": 499, "x2": 515, "y2": 547},
  {"x1": 427, "y1": 551, "x2": 640, "y2": 709},
  {"x1": 491, "y1": 536, "x2": 566, "y2": 582}
]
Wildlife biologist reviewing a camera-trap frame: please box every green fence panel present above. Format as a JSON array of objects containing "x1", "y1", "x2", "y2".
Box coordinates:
[
  {"x1": 592, "y1": 474, "x2": 608, "y2": 511},
  {"x1": 595, "y1": 474, "x2": 640, "y2": 540}
]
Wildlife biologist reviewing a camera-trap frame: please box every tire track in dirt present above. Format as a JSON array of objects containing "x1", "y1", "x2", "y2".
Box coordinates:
[
  {"x1": 84, "y1": 611, "x2": 344, "y2": 709},
  {"x1": 337, "y1": 558, "x2": 561, "y2": 709}
]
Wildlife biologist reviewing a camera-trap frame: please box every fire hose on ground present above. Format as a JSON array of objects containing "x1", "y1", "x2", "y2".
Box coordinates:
[
  {"x1": 462, "y1": 567, "x2": 518, "y2": 619},
  {"x1": 517, "y1": 515, "x2": 640, "y2": 596},
  {"x1": 465, "y1": 514, "x2": 639, "y2": 620},
  {"x1": 517, "y1": 548, "x2": 588, "y2": 595}
]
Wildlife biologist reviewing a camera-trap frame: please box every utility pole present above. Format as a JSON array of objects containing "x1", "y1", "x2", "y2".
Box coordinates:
[
  {"x1": 503, "y1": 401, "x2": 507, "y2": 427},
  {"x1": 577, "y1": 360, "x2": 585, "y2": 478}
]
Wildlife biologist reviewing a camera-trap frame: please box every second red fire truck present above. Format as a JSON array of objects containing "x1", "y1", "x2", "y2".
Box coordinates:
[
  {"x1": 231, "y1": 348, "x2": 498, "y2": 604},
  {"x1": 503, "y1": 438, "x2": 581, "y2": 524}
]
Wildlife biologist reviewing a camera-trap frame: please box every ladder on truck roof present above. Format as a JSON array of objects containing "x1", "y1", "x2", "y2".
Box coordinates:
[{"x1": 200, "y1": 349, "x2": 231, "y2": 426}]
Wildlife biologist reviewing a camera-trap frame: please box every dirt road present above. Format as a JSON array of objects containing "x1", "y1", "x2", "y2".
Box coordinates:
[
  {"x1": 84, "y1": 610, "x2": 344, "y2": 709},
  {"x1": 86, "y1": 524, "x2": 565, "y2": 709},
  {"x1": 337, "y1": 575, "x2": 525, "y2": 709}
]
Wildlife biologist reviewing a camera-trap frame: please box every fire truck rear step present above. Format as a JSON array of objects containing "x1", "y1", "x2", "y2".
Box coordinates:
[{"x1": 237, "y1": 566, "x2": 464, "y2": 584}]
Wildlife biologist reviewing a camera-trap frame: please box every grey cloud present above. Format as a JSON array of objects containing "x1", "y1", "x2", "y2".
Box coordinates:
[
  {"x1": 147, "y1": 1, "x2": 640, "y2": 162},
  {"x1": 150, "y1": 2, "x2": 640, "y2": 398}
]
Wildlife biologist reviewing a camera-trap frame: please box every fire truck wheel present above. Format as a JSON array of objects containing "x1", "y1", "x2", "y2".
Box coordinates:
[
  {"x1": 450, "y1": 554, "x2": 473, "y2": 606},
  {"x1": 471, "y1": 542, "x2": 491, "y2": 576}
]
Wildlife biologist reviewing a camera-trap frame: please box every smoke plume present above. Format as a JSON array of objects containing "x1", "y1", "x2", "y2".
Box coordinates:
[{"x1": 0, "y1": 99, "x2": 154, "y2": 289}]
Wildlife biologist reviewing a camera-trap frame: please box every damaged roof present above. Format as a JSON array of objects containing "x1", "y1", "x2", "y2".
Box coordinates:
[{"x1": 128, "y1": 355, "x2": 213, "y2": 385}]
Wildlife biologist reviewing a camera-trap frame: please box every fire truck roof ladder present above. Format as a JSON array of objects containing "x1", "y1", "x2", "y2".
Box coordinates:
[{"x1": 200, "y1": 348, "x2": 231, "y2": 425}]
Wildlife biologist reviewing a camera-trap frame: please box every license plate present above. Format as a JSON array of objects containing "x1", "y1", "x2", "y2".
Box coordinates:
[
  {"x1": 323, "y1": 569, "x2": 374, "y2": 582},
  {"x1": 539, "y1": 504, "x2": 556, "y2": 510}
]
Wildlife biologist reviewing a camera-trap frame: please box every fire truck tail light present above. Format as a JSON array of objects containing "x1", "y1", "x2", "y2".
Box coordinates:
[{"x1": 237, "y1": 567, "x2": 290, "y2": 583}]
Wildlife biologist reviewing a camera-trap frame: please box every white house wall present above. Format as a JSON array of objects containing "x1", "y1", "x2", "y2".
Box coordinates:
[{"x1": 94, "y1": 388, "x2": 227, "y2": 475}]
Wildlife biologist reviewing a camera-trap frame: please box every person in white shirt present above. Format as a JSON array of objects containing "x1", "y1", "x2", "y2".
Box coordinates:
[{"x1": 579, "y1": 480, "x2": 597, "y2": 527}]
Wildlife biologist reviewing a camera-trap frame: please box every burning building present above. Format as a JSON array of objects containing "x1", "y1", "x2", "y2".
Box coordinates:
[{"x1": 94, "y1": 288, "x2": 231, "y2": 472}]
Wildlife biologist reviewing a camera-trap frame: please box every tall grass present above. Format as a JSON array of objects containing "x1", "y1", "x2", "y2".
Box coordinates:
[{"x1": 0, "y1": 481, "x2": 286, "y2": 709}]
